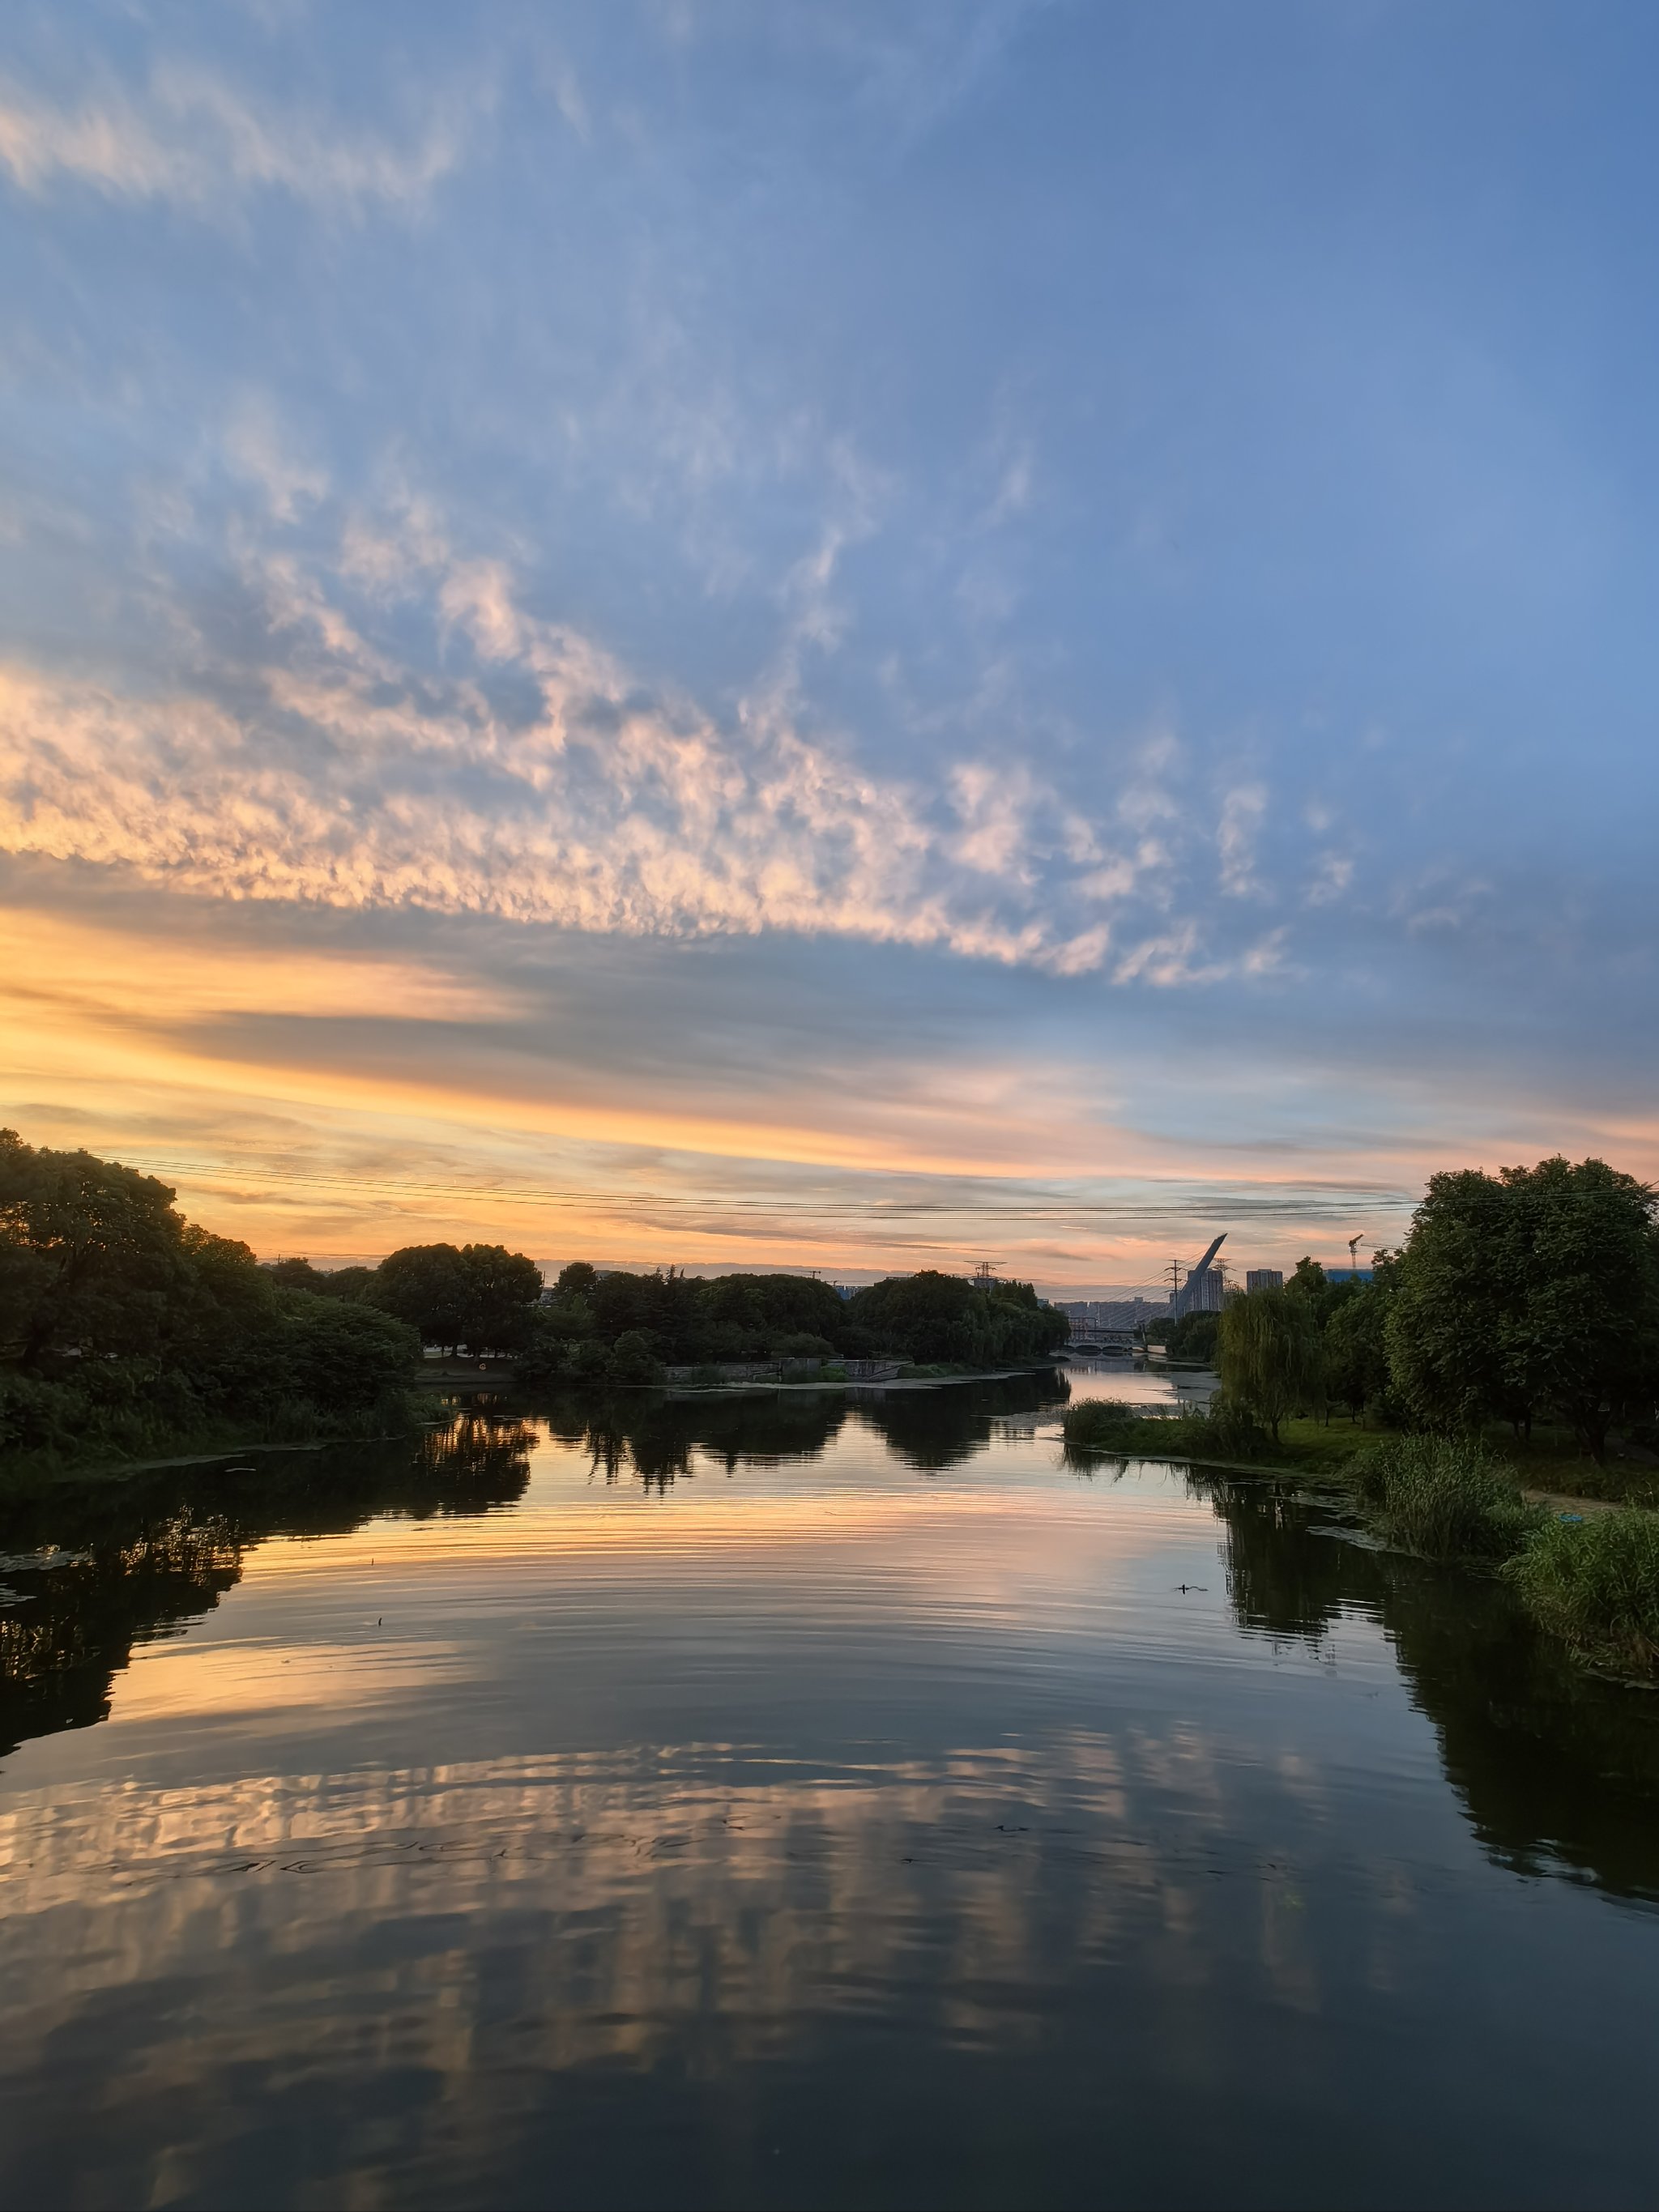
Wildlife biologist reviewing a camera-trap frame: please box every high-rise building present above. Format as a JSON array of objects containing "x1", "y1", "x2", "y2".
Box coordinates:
[
  {"x1": 1245, "y1": 1268, "x2": 1284, "y2": 1293},
  {"x1": 1171, "y1": 1235, "x2": 1226, "y2": 1316},
  {"x1": 1180, "y1": 1268, "x2": 1226, "y2": 1315}
]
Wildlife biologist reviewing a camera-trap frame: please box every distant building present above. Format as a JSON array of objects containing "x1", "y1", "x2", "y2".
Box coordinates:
[
  {"x1": 1099, "y1": 1297, "x2": 1168, "y2": 1330},
  {"x1": 1323, "y1": 1266, "x2": 1374, "y2": 1285},
  {"x1": 1245, "y1": 1268, "x2": 1283, "y2": 1294},
  {"x1": 1172, "y1": 1236, "x2": 1226, "y2": 1317},
  {"x1": 1179, "y1": 1268, "x2": 1226, "y2": 1315},
  {"x1": 1054, "y1": 1297, "x2": 1170, "y2": 1336}
]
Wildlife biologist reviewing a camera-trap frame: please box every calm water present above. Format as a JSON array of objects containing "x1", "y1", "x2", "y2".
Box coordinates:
[{"x1": 2, "y1": 1374, "x2": 1658, "y2": 2210}]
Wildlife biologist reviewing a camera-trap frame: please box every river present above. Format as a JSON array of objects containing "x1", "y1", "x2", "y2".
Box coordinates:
[{"x1": 2, "y1": 1372, "x2": 1657, "y2": 2209}]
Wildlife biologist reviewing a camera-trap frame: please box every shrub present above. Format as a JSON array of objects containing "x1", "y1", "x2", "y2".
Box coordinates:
[
  {"x1": 605, "y1": 1330, "x2": 664, "y2": 1385},
  {"x1": 1503, "y1": 1510, "x2": 1659, "y2": 1678},
  {"x1": 1061, "y1": 1396, "x2": 1268, "y2": 1462},
  {"x1": 1063, "y1": 1400, "x2": 1147, "y2": 1449},
  {"x1": 1348, "y1": 1434, "x2": 1540, "y2": 1562}
]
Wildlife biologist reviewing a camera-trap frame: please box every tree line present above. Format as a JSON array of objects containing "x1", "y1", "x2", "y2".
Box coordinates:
[
  {"x1": 0, "y1": 1127, "x2": 1068, "y2": 1454},
  {"x1": 1212, "y1": 1157, "x2": 1659, "y2": 1462},
  {"x1": 268, "y1": 1245, "x2": 1068, "y2": 1380},
  {"x1": 11, "y1": 1124, "x2": 1649, "y2": 1468},
  {"x1": 313, "y1": 1244, "x2": 1061, "y2": 1383}
]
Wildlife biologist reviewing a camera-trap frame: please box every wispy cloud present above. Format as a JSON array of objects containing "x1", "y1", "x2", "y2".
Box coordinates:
[
  {"x1": 0, "y1": 62, "x2": 483, "y2": 215},
  {"x1": 0, "y1": 504, "x2": 1297, "y2": 983}
]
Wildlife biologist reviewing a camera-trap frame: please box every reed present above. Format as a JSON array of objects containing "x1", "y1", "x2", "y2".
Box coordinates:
[
  {"x1": 1346, "y1": 1434, "x2": 1540, "y2": 1561},
  {"x1": 1503, "y1": 1509, "x2": 1659, "y2": 1678}
]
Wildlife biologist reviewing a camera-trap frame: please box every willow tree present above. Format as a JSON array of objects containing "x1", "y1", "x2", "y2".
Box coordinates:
[{"x1": 1218, "y1": 1286, "x2": 1324, "y2": 1442}]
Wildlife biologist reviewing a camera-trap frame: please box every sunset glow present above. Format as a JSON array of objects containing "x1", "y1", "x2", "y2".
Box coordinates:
[{"x1": 4, "y1": 7, "x2": 1653, "y2": 1289}]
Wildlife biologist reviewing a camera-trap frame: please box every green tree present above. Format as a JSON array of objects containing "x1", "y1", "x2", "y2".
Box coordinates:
[
  {"x1": 262, "y1": 1259, "x2": 375, "y2": 1300},
  {"x1": 1286, "y1": 1257, "x2": 1328, "y2": 1302},
  {"x1": 1323, "y1": 1279, "x2": 1392, "y2": 1422},
  {"x1": 1167, "y1": 1309, "x2": 1221, "y2": 1364},
  {"x1": 1218, "y1": 1286, "x2": 1324, "y2": 1443},
  {"x1": 0, "y1": 1128, "x2": 192, "y2": 1366},
  {"x1": 605, "y1": 1329, "x2": 664, "y2": 1383},
  {"x1": 1387, "y1": 1157, "x2": 1659, "y2": 1460},
  {"x1": 844, "y1": 1271, "x2": 1064, "y2": 1366},
  {"x1": 457, "y1": 1243, "x2": 544, "y2": 1356},
  {"x1": 275, "y1": 1295, "x2": 421, "y2": 1410},
  {"x1": 370, "y1": 1243, "x2": 472, "y2": 1351},
  {"x1": 371, "y1": 1241, "x2": 542, "y2": 1355}
]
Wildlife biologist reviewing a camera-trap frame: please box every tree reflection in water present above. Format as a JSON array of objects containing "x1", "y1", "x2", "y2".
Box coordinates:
[
  {"x1": 0, "y1": 1413, "x2": 535, "y2": 1758},
  {"x1": 4, "y1": 1392, "x2": 1659, "y2": 1908},
  {"x1": 1197, "y1": 1464, "x2": 1659, "y2": 1904},
  {"x1": 539, "y1": 1370, "x2": 1072, "y2": 1491}
]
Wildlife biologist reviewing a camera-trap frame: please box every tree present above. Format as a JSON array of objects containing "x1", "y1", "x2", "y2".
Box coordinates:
[
  {"x1": 370, "y1": 1243, "x2": 472, "y2": 1352},
  {"x1": 1387, "y1": 1157, "x2": 1659, "y2": 1460},
  {"x1": 1218, "y1": 1286, "x2": 1324, "y2": 1443},
  {"x1": 591, "y1": 1268, "x2": 699, "y2": 1357},
  {"x1": 701, "y1": 1272, "x2": 847, "y2": 1356},
  {"x1": 1286, "y1": 1257, "x2": 1328, "y2": 1302},
  {"x1": 274, "y1": 1295, "x2": 421, "y2": 1410},
  {"x1": 264, "y1": 1259, "x2": 374, "y2": 1300},
  {"x1": 606, "y1": 1328, "x2": 664, "y2": 1384},
  {"x1": 843, "y1": 1271, "x2": 1065, "y2": 1366},
  {"x1": 1167, "y1": 1309, "x2": 1221, "y2": 1364},
  {"x1": 457, "y1": 1243, "x2": 543, "y2": 1356},
  {"x1": 371, "y1": 1241, "x2": 542, "y2": 1355},
  {"x1": 1323, "y1": 1281, "x2": 1392, "y2": 1423},
  {"x1": 0, "y1": 1127, "x2": 192, "y2": 1366}
]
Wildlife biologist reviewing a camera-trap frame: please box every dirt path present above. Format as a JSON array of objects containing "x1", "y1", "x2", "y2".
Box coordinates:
[{"x1": 1522, "y1": 1487, "x2": 1624, "y2": 1518}]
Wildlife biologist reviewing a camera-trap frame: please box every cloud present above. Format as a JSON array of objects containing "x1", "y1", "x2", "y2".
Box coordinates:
[
  {"x1": 224, "y1": 401, "x2": 330, "y2": 523},
  {"x1": 0, "y1": 513, "x2": 1292, "y2": 983},
  {"x1": 1217, "y1": 784, "x2": 1266, "y2": 897},
  {"x1": 0, "y1": 62, "x2": 481, "y2": 216}
]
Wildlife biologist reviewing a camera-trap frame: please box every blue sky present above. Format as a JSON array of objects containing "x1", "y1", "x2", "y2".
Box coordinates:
[{"x1": 2, "y1": 1, "x2": 1654, "y2": 1289}]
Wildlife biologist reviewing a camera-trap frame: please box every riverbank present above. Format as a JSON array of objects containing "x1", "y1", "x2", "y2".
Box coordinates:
[
  {"x1": 0, "y1": 1396, "x2": 428, "y2": 1500},
  {"x1": 1062, "y1": 1400, "x2": 1659, "y2": 1681}
]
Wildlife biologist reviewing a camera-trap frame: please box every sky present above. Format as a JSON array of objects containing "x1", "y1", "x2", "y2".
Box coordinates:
[{"x1": 2, "y1": 0, "x2": 1657, "y2": 1294}]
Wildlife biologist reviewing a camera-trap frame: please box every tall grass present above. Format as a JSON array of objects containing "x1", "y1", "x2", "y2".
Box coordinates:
[
  {"x1": 0, "y1": 1369, "x2": 420, "y2": 1483},
  {"x1": 1503, "y1": 1511, "x2": 1659, "y2": 1678},
  {"x1": 1346, "y1": 1434, "x2": 1541, "y2": 1562}
]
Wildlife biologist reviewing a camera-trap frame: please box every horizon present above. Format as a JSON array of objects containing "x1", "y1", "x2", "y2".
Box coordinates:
[{"x1": 5, "y1": 4, "x2": 1657, "y2": 1276}]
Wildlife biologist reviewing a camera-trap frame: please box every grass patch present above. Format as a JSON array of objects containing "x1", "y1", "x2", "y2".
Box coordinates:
[
  {"x1": 1263, "y1": 1416, "x2": 1376, "y2": 1470},
  {"x1": 1503, "y1": 1510, "x2": 1659, "y2": 1679},
  {"x1": 1062, "y1": 1397, "x2": 1269, "y2": 1464},
  {"x1": 1346, "y1": 1434, "x2": 1542, "y2": 1562}
]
